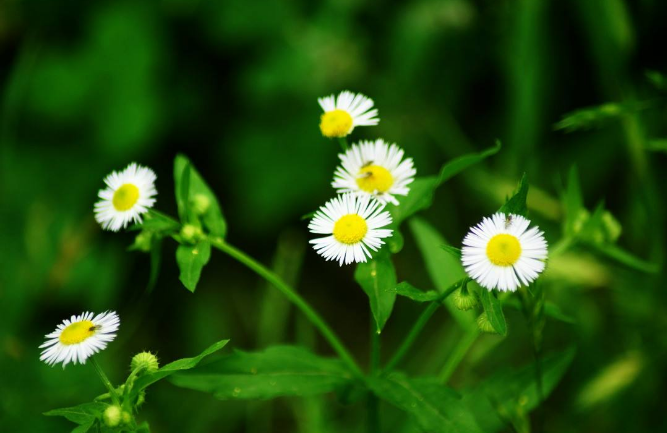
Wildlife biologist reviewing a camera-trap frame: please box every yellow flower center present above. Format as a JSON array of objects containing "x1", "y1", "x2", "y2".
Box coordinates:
[
  {"x1": 59, "y1": 320, "x2": 97, "y2": 345},
  {"x1": 320, "y1": 109, "x2": 353, "y2": 138},
  {"x1": 356, "y1": 165, "x2": 394, "y2": 193},
  {"x1": 112, "y1": 184, "x2": 140, "y2": 211},
  {"x1": 333, "y1": 214, "x2": 368, "y2": 245},
  {"x1": 486, "y1": 234, "x2": 522, "y2": 266}
]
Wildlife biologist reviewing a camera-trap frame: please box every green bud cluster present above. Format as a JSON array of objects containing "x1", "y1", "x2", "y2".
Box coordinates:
[
  {"x1": 180, "y1": 224, "x2": 205, "y2": 244},
  {"x1": 453, "y1": 284, "x2": 479, "y2": 311},
  {"x1": 103, "y1": 405, "x2": 122, "y2": 427},
  {"x1": 131, "y1": 351, "x2": 160, "y2": 375},
  {"x1": 477, "y1": 312, "x2": 499, "y2": 334}
]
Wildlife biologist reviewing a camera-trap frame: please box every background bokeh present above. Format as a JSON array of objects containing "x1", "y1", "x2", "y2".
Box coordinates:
[{"x1": 1, "y1": 0, "x2": 667, "y2": 431}]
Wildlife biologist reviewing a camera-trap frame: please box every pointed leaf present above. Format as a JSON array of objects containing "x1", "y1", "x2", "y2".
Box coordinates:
[
  {"x1": 369, "y1": 373, "x2": 483, "y2": 433},
  {"x1": 130, "y1": 339, "x2": 229, "y2": 400},
  {"x1": 479, "y1": 289, "x2": 507, "y2": 336},
  {"x1": 129, "y1": 210, "x2": 181, "y2": 233},
  {"x1": 498, "y1": 174, "x2": 528, "y2": 217},
  {"x1": 395, "y1": 281, "x2": 441, "y2": 302},
  {"x1": 170, "y1": 346, "x2": 353, "y2": 400},
  {"x1": 44, "y1": 402, "x2": 107, "y2": 425},
  {"x1": 176, "y1": 241, "x2": 211, "y2": 292},
  {"x1": 174, "y1": 154, "x2": 227, "y2": 237},
  {"x1": 437, "y1": 140, "x2": 501, "y2": 184},
  {"x1": 441, "y1": 245, "x2": 462, "y2": 259},
  {"x1": 409, "y1": 218, "x2": 472, "y2": 327},
  {"x1": 389, "y1": 142, "x2": 501, "y2": 226},
  {"x1": 354, "y1": 253, "x2": 397, "y2": 332},
  {"x1": 462, "y1": 348, "x2": 575, "y2": 432}
]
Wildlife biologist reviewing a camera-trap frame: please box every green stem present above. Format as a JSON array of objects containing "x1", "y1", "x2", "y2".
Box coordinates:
[
  {"x1": 338, "y1": 137, "x2": 349, "y2": 152},
  {"x1": 437, "y1": 327, "x2": 479, "y2": 384},
  {"x1": 384, "y1": 278, "x2": 469, "y2": 372},
  {"x1": 211, "y1": 238, "x2": 364, "y2": 379},
  {"x1": 91, "y1": 357, "x2": 119, "y2": 406},
  {"x1": 368, "y1": 315, "x2": 381, "y2": 433}
]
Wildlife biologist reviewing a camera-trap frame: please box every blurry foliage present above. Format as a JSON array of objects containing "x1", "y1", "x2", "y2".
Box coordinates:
[{"x1": 1, "y1": 0, "x2": 667, "y2": 432}]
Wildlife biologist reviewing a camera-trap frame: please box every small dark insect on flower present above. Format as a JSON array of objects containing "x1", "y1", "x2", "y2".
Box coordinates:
[
  {"x1": 504, "y1": 214, "x2": 513, "y2": 229},
  {"x1": 89, "y1": 325, "x2": 100, "y2": 332},
  {"x1": 361, "y1": 160, "x2": 374, "y2": 168}
]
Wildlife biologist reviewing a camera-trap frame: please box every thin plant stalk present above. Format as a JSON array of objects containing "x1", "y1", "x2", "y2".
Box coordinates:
[
  {"x1": 368, "y1": 314, "x2": 381, "y2": 433},
  {"x1": 384, "y1": 277, "x2": 469, "y2": 372},
  {"x1": 90, "y1": 357, "x2": 119, "y2": 406},
  {"x1": 210, "y1": 238, "x2": 364, "y2": 379}
]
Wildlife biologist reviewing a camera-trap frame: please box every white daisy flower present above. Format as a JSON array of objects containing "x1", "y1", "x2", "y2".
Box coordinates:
[
  {"x1": 461, "y1": 213, "x2": 548, "y2": 292},
  {"x1": 309, "y1": 193, "x2": 393, "y2": 266},
  {"x1": 94, "y1": 163, "x2": 157, "y2": 231},
  {"x1": 332, "y1": 139, "x2": 416, "y2": 205},
  {"x1": 318, "y1": 91, "x2": 379, "y2": 138},
  {"x1": 40, "y1": 311, "x2": 120, "y2": 368}
]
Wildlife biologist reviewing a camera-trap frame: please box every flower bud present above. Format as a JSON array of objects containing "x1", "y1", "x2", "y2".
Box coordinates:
[
  {"x1": 572, "y1": 209, "x2": 590, "y2": 235},
  {"x1": 180, "y1": 224, "x2": 204, "y2": 244},
  {"x1": 121, "y1": 410, "x2": 132, "y2": 425},
  {"x1": 131, "y1": 351, "x2": 159, "y2": 375},
  {"x1": 132, "y1": 231, "x2": 153, "y2": 253},
  {"x1": 477, "y1": 312, "x2": 498, "y2": 334},
  {"x1": 136, "y1": 390, "x2": 146, "y2": 407},
  {"x1": 453, "y1": 285, "x2": 479, "y2": 311},
  {"x1": 192, "y1": 194, "x2": 211, "y2": 215},
  {"x1": 601, "y1": 211, "x2": 621, "y2": 243},
  {"x1": 103, "y1": 405, "x2": 122, "y2": 427}
]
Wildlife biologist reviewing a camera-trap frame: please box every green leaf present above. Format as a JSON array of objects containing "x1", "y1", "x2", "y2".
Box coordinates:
[
  {"x1": 590, "y1": 243, "x2": 659, "y2": 274},
  {"x1": 389, "y1": 142, "x2": 501, "y2": 226},
  {"x1": 174, "y1": 159, "x2": 192, "y2": 223},
  {"x1": 170, "y1": 346, "x2": 353, "y2": 400},
  {"x1": 389, "y1": 176, "x2": 439, "y2": 226},
  {"x1": 462, "y1": 348, "x2": 575, "y2": 432},
  {"x1": 44, "y1": 402, "x2": 107, "y2": 426},
  {"x1": 130, "y1": 339, "x2": 229, "y2": 400},
  {"x1": 130, "y1": 210, "x2": 181, "y2": 233},
  {"x1": 441, "y1": 245, "x2": 462, "y2": 259},
  {"x1": 437, "y1": 140, "x2": 501, "y2": 184},
  {"x1": 71, "y1": 422, "x2": 95, "y2": 433},
  {"x1": 409, "y1": 218, "x2": 472, "y2": 327},
  {"x1": 479, "y1": 289, "x2": 507, "y2": 336},
  {"x1": 395, "y1": 281, "x2": 441, "y2": 302},
  {"x1": 174, "y1": 154, "x2": 227, "y2": 237},
  {"x1": 354, "y1": 253, "x2": 397, "y2": 332},
  {"x1": 369, "y1": 373, "x2": 483, "y2": 433},
  {"x1": 176, "y1": 241, "x2": 212, "y2": 292},
  {"x1": 498, "y1": 173, "x2": 529, "y2": 217},
  {"x1": 554, "y1": 102, "x2": 645, "y2": 132}
]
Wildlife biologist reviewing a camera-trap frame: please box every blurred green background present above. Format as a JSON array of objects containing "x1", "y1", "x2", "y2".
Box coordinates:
[{"x1": 1, "y1": 0, "x2": 667, "y2": 431}]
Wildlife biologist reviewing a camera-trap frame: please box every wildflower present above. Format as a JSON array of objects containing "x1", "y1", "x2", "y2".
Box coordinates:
[
  {"x1": 94, "y1": 163, "x2": 157, "y2": 231},
  {"x1": 332, "y1": 139, "x2": 416, "y2": 205},
  {"x1": 309, "y1": 193, "x2": 393, "y2": 266},
  {"x1": 461, "y1": 213, "x2": 548, "y2": 292},
  {"x1": 318, "y1": 91, "x2": 379, "y2": 138},
  {"x1": 40, "y1": 311, "x2": 120, "y2": 368}
]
